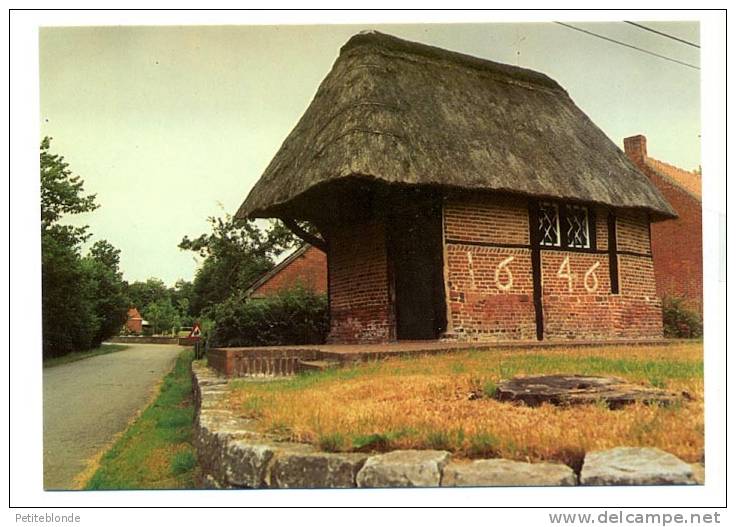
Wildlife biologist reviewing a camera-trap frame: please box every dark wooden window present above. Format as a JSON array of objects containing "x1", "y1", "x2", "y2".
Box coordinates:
[
  {"x1": 536, "y1": 201, "x2": 594, "y2": 251},
  {"x1": 563, "y1": 204, "x2": 590, "y2": 249},
  {"x1": 538, "y1": 202, "x2": 561, "y2": 247}
]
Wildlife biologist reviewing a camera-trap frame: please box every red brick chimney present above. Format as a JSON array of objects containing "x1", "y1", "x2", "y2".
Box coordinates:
[{"x1": 624, "y1": 135, "x2": 648, "y2": 166}]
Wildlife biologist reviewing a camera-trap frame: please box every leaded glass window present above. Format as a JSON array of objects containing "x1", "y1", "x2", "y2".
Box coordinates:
[
  {"x1": 538, "y1": 202, "x2": 560, "y2": 247},
  {"x1": 564, "y1": 205, "x2": 590, "y2": 249}
]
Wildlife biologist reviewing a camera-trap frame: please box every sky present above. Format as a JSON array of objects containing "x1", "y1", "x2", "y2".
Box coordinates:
[{"x1": 39, "y1": 21, "x2": 701, "y2": 286}]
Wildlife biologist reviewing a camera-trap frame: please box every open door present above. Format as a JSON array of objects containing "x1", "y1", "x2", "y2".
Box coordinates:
[{"x1": 388, "y1": 203, "x2": 447, "y2": 340}]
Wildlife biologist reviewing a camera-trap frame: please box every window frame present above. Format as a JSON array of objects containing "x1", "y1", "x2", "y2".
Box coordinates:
[
  {"x1": 563, "y1": 203, "x2": 591, "y2": 249},
  {"x1": 538, "y1": 202, "x2": 562, "y2": 248},
  {"x1": 534, "y1": 200, "x2": 597, "y2": 252}
]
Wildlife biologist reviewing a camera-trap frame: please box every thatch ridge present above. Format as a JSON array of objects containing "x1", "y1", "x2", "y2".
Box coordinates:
[{"x1": 237, "y1": 31, "x2": 676, "y2": 221}]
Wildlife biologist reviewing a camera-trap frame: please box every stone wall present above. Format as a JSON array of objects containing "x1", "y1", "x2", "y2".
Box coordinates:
[{"x1": 191, "y1": 361, "x2": 700, "y2": 488}]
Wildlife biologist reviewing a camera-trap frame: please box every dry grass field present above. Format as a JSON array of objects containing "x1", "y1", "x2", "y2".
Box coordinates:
[{"x1": 222, "y1": 342, "x2": 703, "y2": 468}]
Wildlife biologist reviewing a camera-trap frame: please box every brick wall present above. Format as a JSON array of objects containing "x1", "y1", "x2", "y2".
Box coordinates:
[
  {"x1": 648, "y1": 178, "x2": 703, "y2": 311},
  {"x1": 327, "y1": 220, "x2": 393, "y2": 343},
  {"x1": 540, "y1": 251, "x2": 613, "y2": 340},
  {"x1": 616, "y1": 211, "x2": 651, "y2": 255},
  {"x1": 445, "y1": 245, "x2": 536, "y2": 340},
  {"x1": 442, "y1": 196, "x2": 663, "y2": 342},
  {"x1": 443, "y1": 196, "x2": 536, "y2": 340},
  {"x1": 250, "y1": 245, "x2": 327, "y2": 297},
  {"x1": 624, "y1": 135, "x2": 703, "y2": 312},
  {"x1": 444, "y1": 198, "x2": 529, "y2": 245}
]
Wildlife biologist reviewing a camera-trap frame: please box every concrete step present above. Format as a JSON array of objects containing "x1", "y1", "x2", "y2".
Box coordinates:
[{"x1": 297, "y1": 359, "x2": 339, "y2": 372}]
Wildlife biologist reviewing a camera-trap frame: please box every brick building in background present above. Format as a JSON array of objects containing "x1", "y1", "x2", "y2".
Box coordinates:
[
  {"x1": 124, "y1": 307, "x2": 144, "y2": 334},
  {"x1": 236, "y1": 32, "x2": 677, "y2": 344},
  {"x1": 624, "y1": 135, "x2": 703, "y2": 313},
  {"x1": 244, "y1": 244, "x2": 327, "y2": 299}
]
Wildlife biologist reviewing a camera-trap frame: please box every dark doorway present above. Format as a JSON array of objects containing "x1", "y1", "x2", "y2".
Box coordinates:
[{"x1": 388, "y1": 200, "x2": 447, "y2": 340}]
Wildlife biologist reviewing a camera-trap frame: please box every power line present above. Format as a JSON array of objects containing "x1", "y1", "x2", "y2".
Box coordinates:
[
  {"x1": 624, "y1": 21, "x2": 700, "y2": 49},
  {"x1": 555, "y1": 22, "x2": 700, "y2": 71}
]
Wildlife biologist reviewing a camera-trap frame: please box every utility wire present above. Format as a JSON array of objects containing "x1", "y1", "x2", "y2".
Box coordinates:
[
  {"x1": 624, "y1": 21, "x2": 700, "y2": 49},
  {"x1": 555, "y1": 22, "x2": 700, "y2": 71}
]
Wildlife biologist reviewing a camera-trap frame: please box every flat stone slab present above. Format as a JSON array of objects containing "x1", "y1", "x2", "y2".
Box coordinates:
[
  {"x1": 357, "y1": 450, "x2": 450, "y2": 488},
  {"x1": 442, "y1": 459, "x2": 577, "y2": 487},
  {"x1": 496, "y1": 374, "x2": 679, "y2": 408},
  {"x1": 270, "y1": 451, "x2": 369, "y2": 489},
  {"x1": 580, "y1": 447, "x2": 696, "y2": 485}
]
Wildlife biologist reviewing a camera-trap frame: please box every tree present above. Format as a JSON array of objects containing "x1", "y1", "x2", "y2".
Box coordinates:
[
  {"x1": 143, "y1": 298, "x2": 181, "y2": 335},
  {"x1": 170, "y1": 279, "x2": 195, "y2": 326},
  {"x1": 42, "y1": 232, "x2": 99, "y2": 356},
  {"x1": 40, "y1": 138, "x2": 130, "y2": 356},
  {"x1": 126, "y1": 278, "x2": 170, "y2": 312},
  {"x1": 41, "y1": 136, "x2": 98, "y2": 245},
  {"x1": 83, "y1": 240, "x2": 128, "y2": 347},
  {"x1": 179, "y1": 215, "x2": 301, "y2": 315},
  {"x1": 40, "y1": 137, "x2": 101, "y2": 358}
]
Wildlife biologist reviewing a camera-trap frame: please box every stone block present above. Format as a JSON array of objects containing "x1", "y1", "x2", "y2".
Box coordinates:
[
  {"x1": 356, "y1": 450, "x2": 450, "y2": 488},
  {"x1": 270, "y1": 451, "x2": 368, "y2": 488},
  {"x1": 580, "y1": 447, "x2": 695, "y2": 485},
  {"x1": 442, "y1": 459, "x2": 576, "y2": 487}
]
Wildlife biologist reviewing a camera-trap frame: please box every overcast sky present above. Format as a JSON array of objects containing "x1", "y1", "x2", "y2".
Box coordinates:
[{"x1": 39, "y1": 21, "x2": 700, "y2": 285}]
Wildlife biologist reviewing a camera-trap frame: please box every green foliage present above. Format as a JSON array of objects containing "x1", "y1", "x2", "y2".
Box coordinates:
[
  {"x1": 126, "y1": 278, "x2": 169, "y2": 311},
  {"x1": 317, "y1": 432, "x2": 346, "y2": 452},
  {"x1": 40, "y1": 136, "x2": 98, "y2": 240},
  {"x1": 207, "y1": 287, "x2": 329, "y2": 347},
  {"x1": 179, "y1": 214, "x2": 302, "y2": 316},
  {"x1": 40, "y1": 138, "x2": 127, "y2": 357},
  {"x1": 482, "y1": 380, "x2": 498, "y2": 398},
  {"x1": 42, "y1": 232, "x2": 99, "y2": 356},
  {"x1": 468, "y1": 432, "x2": 500, "y2": 458},
  {"x1": 171, "y1": 451, "x2": 197, "y2": 475},
  {"x1": 143, "y1": 297, "x2": 181, "y2": 335},
  {"x1": 125, "y1": 278, "x2": 195, "y2": 333},
  {"x1": 351, "y1": 430, "x2": 409, "y2": 452},
  {"x1": 662, "y1": 296, "x2": 703, "y2": 339},
  {"x1": 425, "y1": 428, "x2": 465, "y2": 451},
  {"x1": 83, "y1": 240, "x2": 128, "y2": 347}
]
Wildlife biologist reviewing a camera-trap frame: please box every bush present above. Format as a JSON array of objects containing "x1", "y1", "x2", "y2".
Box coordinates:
[
  {"x1": 662, "y1": 296, "x2": 703, "y2": 339},
  {"x1": 207, "y1": 287, "x2": 329, "y2": 347}
]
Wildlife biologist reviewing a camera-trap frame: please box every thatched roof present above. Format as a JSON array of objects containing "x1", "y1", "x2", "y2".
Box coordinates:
[{"x1": 237, "y1": 31, "x2": 676, "y2": 221}]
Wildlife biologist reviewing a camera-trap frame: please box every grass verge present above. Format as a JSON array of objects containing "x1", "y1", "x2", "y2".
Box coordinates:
[
  {"x1": 84, "y1": 349, "x2": 199, "y2": 489},
  {"x1": 224, "y1": 342, "x2": 703, "y2": 465},
  {"x1": 43, "y1": 344, "x2": 129, "y2": 368}
]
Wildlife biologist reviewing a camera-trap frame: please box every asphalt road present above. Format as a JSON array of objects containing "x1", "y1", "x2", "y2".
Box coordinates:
[{"x1": 43, "y1": 343, "x2": 182, "y2": 490}]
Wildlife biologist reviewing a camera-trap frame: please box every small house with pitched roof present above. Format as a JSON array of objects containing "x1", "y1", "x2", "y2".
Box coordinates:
[{"x1": 237, "y1": 32, "x2": 676, "y2": 343}]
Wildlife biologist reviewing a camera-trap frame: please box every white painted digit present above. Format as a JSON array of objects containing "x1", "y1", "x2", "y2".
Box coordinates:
[
  {"x1": 467, "y1": 252, "x2": 476, "y2": 289},
  {"x1": 495, "y1": 256, "x2": 515, "y2": 291},
  {"x1": 557, "y1": 255, "x2": 575, "y2": 292},
  {"x1": 584, "y1": 261, "x2": 600, "y2": 292}
]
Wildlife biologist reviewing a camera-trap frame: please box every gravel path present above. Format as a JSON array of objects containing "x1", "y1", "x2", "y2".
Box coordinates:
[{"x1": 43, "y1": 343, "x2": 182, "y2": 489}]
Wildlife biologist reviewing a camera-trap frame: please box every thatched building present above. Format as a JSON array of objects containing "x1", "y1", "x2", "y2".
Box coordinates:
[{"x1": 237, "y1": 31, "x2": 675, "y2": 343}]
